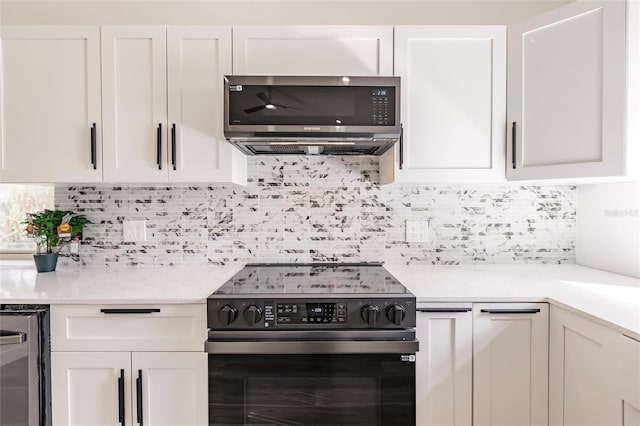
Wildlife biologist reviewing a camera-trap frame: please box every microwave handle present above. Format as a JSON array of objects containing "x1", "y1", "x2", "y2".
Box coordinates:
[{"x1": 399, "y1": 123, "x2": 404, "y2": 170}]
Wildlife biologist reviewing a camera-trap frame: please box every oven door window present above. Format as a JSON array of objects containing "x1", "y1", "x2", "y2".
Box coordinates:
[{"x1": 209, "y1": 354, "x2": 415, "y2": 426}]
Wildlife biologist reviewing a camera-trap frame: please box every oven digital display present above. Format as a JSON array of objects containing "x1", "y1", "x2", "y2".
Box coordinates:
[{"x1": 276, "y1": 303, "x2": 347, "y2": 324}]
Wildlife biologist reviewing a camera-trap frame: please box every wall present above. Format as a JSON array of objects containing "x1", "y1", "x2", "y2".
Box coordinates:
[
  {"x1": 56, "y1": 156, "x2": 576, "y2": 267},
  {"x1": 577, "y1": 182, "x2": 640, "y2": 278},
  {"x1": 0, "y1": 0, "x2": 571, "y2": 25}
]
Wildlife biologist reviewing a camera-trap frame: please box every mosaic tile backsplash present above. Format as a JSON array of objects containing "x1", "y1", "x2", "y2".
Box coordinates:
[{"x1": 55, "y1": 156, "x2": 576, "y2": 267}]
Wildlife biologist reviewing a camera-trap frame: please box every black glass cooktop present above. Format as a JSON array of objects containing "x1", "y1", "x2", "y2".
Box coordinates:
[{"x1": 211, "y1": 263, "x2": 410, "y2": 297}]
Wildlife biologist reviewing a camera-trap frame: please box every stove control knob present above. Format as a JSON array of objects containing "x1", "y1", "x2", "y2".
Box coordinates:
[
  {"x1": 360, "y1": 305, "x2": 380, "y2": 327},
  {"x1": 387, "y1": 304, "x2": 406, "y2": 326},
  {"x1": 218, "y1": 305, "x2": 238, "y2": 326},
  {"x1": 244, "y1": 305, "x2": 263, "y2": 326}
]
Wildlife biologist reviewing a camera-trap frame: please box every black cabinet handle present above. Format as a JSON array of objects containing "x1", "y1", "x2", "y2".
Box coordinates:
[
  {"x1": 417, "y1": 307, "x2": 472, "y2": 313},
  {"x1": 399, "y1": 123, "x2": 404, "y2": 170},
  {"x1": 136, "y1": 369, "x2": 143, "y2": 425},
  {"x1": 90, "y1": 123, "x2": 97, "y2": 170},
  {"x1": 157, "y1": 123, "x2": 162, "y2": 170},
  {"x1": 511, "y1": 121, "x2": 516, "y2": 169},
  {"x1": 480, "y1": 308, "x2": 540, "y2": 314},
  {"x1": 118, "y1": 369, "x2": 125, "y2": 426},
  {"x1": 171, "y1": 124, "x2": 176, "y2": 171},
  {"x1": 100, "y1": 308, "x2": 161, "y2": 314}
]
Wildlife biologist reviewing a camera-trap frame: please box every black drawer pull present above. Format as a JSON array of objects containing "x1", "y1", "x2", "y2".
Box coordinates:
[
  {"x1": 100, "y1": 309, "x2": 161, "y2": 314},
  {"x1": 136, "y1": 369, "x2": 143, "y2": 425},
  {"x1": 417, "y1": 308, "x2": 472, "y2": 313},
  {"x1": 399, "y1": 123, "x2": 404, "y2": 170},
  {"x1": 171, "y1": 123, "x2": 177, "y2": 171},
  {"x1": 481, "y1": 308, "x2": 540, "y2": 314},
  {"x1": 156, "y1": 123, "x2": 162, "y2": 170},
  {"x1": 511, "y1": 121, "x2": 516, "y2": 169},
  {"x1": 90, "y1": 123, "x2": 97, "y2": 170},
  {"x1": 118, "y1": 369, "x2": 125, "y2": 426}
]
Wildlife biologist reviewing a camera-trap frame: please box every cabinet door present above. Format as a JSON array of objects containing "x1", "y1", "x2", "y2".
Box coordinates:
[
  {"x1": 549, "y1": 306, "x2": 620, "y2": 426},
  {"x1": 473, "y1": 303, "x2": 548, "y2": 426},
  {"x1": 507, "y1": 0, "x2": 626, "y2": 180},
  {"x1": 167, "y1": 26, "x2": 245, "y2": 184},
  {"x1": 102, "y1": 26, "x2": 168, "y2": 182},
  {"x1": 233, "y1": 26, "x2": 393, "y2": 75},
  {"x1": 0, "y1": 26, "x2": 102, "y2": 183},
  {"x1": 385, "y1": 26, "x2": 506, "y2": 184},
  {"x1": 51, "y1": 351, "x2": 131, "y2": 426},
  {"x1": 416, "y1": 304, "x2": 473, "y2": 426},
  {"x1": 620, "y1": 335, "x2": 640, "y2": 426},
  {"x1": 132, "y1": 352, "x2": 207, "y2": 426}
]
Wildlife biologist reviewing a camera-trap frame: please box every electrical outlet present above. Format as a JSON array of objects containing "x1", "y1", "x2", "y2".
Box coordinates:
[
  {"x1": 123, "y1": 220, "x2": 147, "y2": 242},
  {"x1": 406, "y1": 220, "x2": 429, "y2": 243}
]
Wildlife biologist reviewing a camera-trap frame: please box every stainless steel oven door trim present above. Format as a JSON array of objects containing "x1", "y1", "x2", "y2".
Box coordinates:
[
  {"x1": 208, "y1": 329, "x2": 416, "y2": 340},
  {"x1": 205, "y1": 339, "x2": 418, "y2": 354}
]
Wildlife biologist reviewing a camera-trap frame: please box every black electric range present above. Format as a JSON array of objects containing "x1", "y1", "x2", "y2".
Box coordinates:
[
  {"x1": 206, "y1": 263, "x2": 418, "y2": 426},
  {"x1": 206, "y1": 262, "x2": 416, "y2": 331}
]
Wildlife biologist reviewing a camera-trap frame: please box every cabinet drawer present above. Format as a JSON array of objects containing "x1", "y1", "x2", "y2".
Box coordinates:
[{"x1": 51, "y1": 304, "x2": 206, "y2": 351}]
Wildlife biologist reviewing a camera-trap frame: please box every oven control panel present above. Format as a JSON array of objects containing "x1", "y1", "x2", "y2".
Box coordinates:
[
  {"x1": 207, "y1": 297, "x2": 416, "y2": 330},
  {"x1": 276, "y1": 302, "x2": 347, "y2": 324}
]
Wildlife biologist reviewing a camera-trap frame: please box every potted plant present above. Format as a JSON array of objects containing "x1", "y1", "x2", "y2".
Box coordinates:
[{"x1": 25, "y1": 210, "x2": 89, "y2": 272}]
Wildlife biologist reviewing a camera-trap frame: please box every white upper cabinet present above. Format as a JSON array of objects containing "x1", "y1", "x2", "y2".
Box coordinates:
[
  {"x1": 0, "y1": 26, "x2": 102, "y2": 183},
  {"x1": 101, "y1": 26, "x2": 168, "y2": 182},
  {"x1": 167, "y1": 26, "x2": 245, "y2": 184},
  {"x1": 101, "y1": 25, "x2": 244, "y2": 184},
  {"x1": 232, "y1": 26, "x2": 393, "y2": 75},
  {"x1": 507, "y1": 0, "x2": 636, "y2": 181},
  {"x1": 381, "y1": 26, "x2": 506, "y2": 184}
]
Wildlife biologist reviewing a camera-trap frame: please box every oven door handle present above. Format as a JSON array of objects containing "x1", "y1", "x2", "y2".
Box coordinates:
[
  {"x1": 205, "y1": 339, "x2": 419, "y2": 354},
  {"x1": 0, "y1": 331, "x2": 26, "y2": 345}
]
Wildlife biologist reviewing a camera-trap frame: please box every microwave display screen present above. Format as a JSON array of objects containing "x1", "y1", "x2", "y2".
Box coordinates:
[{"x1": 228, "y1": 85, "x2": 396, "y2": 126}]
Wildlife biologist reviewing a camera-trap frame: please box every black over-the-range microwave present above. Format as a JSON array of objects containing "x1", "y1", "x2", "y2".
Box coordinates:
[{"x1": 223, "y1": 75, "x2": 401, "y2": 156}]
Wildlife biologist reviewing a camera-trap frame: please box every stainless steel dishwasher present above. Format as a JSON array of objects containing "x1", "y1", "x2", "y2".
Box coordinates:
[{"x1": 0, "y1": 305, "x2": 51, "y2": 426}]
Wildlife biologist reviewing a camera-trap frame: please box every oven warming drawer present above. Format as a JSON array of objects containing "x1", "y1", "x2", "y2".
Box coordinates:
[{"x1": 205, "y1": 339, "x2": 418, "y2": 354}]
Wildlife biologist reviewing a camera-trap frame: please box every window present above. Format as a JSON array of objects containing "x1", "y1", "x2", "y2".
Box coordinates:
[{"x1": 0, "y1": 184, "x2": 55, "y2": 252}]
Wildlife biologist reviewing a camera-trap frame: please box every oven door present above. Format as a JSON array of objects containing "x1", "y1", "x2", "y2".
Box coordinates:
[{"x1": 207, "y1": 336, "x2": 417, "y2": 426}]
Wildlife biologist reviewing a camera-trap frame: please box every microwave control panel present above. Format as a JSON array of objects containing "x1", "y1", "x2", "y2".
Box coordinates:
[{"x1": 371, "y1": 88, "x2": 391, "y2": 125}]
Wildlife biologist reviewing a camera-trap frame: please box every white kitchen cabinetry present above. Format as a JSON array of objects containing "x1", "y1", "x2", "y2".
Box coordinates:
[
  {"x1": 472, "y1": 303, "x2": 548, "y2": 426},
  {"x1": 620, "y1": 335, "x2": 640, "y2": 426},
  {"x1": 0, "y1": 26, "x2": 103, "y2": 183},
  {"x1": 102, "y1": 25, "x2": 245, "y2": 184},
  {"x1": 549, "y1": 305, "x2": 620, "y2": 426},
  {"x1": 507, "y1": 0, "x2": 638, "y2": 181},
  {"x1": 381, "y1": 26, "x2": 506, "y2": 184},
  {"x1": 232, "y1": 26, "x2": 393, "y2": 75},
  {"x1": 416, "y1": 304, "x2": 473, "y2": 426},
  {"x1": 50, "y1": 304, "x2": 208, "y2": 426},
  {"x1": 52, "y1": 352, "x2": 131, "y2": 426}
]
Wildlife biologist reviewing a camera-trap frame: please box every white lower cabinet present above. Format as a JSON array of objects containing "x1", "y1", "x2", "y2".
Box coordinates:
[
  {"x1": 472, "y1": 303, "x2": 549, "y2": 426},
  {"x1": 52, "y1": 351, "x2": 207, "y2": 426},
  {"x1": 50, "y1": 304, "x2": 208, "y2": 426},
  {"x1": 549, "y1": 305, "x2": 621, "y2": 426},
  {"x1": 133, "y1": 352, "x2": 208, "y2": 426},
  {"x1": 52, "y1": 352, "x2": 132, "y2": 426},
  {"x1": 620, "y1": 334, "x2": 640, "y2": 426},
  {"x1": 416, "y1": 304, "x2": 473, "y2": 426}
]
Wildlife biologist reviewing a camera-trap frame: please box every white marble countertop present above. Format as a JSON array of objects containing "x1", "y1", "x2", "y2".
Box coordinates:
[
  {"x1": 385, "y1": 264, "x2": 640, "y2": 339},
  {"x1": 1, "y1": 261, "x2": 639, "y2": 339},
  {"x1": 0, "y1": 261, "x2": 244, "y2": 304}
]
